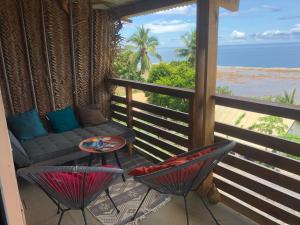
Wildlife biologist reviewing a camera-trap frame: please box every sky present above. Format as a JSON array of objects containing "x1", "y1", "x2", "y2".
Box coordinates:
[{"x1": 121, "y1": 0, "x2": 300, "y2": 47}]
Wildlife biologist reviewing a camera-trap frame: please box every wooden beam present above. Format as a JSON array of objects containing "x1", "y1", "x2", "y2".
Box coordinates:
[
  {"x1": 0, "y1": 91, "x2": 27, "y2": 225},
  {"x1": 194, "y1": 0, "x2": 219, "y2": 147},
  {"x1": 111, "y1": 0, "x2": 239, "y2": 18},
  {"x1": 219, "y1": 0, "x2": 240, "y2": 11},
  {"x1": 194, "y1": 0, "x2": 219, "y2": 202}
]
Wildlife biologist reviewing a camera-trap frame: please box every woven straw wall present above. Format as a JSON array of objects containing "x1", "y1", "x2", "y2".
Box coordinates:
[{"x1": 0, "y1": 0, "x2": 121, "y2": 117}]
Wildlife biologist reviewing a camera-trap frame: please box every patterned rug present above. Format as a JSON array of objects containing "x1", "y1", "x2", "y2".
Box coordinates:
[{"x1": 87, "y1": 152, "x2": 171, "y2": 225}]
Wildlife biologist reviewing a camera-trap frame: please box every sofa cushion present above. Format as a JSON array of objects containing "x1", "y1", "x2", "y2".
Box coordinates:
[
  {"x1": 8, "y1": 130, "x2": 31, "y2": 167},
  {"x1": 78, "y1": 104, "x2": 107, "y2": 127},
  {"x1": 7, "y1": 109, "x2": 47, "y2": 141},
  {"x1": 46, "y1": 106, "x2": 80, "y2": 133},
  {"x1": 22, "y1": 121, "x2": 135, "y2": 163}
]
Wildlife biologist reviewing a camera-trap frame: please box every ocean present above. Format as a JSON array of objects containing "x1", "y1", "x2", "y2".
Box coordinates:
[
  {"x1": 151, "y1": 42, "x2": 300, "y2": 102},
  {"x1": 153, "y1": 42, "x2": 300, "y2": 68}
]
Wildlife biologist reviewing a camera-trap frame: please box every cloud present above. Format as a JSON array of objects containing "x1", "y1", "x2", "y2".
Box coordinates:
[
  {"x1": 261, "y1": 5, "x2": 282, "y2": 12},
  {"x1": 251, "y1": 24, "x2": 300, "y2": 40},
  {"x1": 231, "y1": 30, "x2": 246, "y2": 40},
  {"x1": 220, "y1": 5, "x2": 281, "y2": 17},
  {"x1": 156, "y1": 5, "x2": 195, "y2": 15},
  {"x1": 144, "y1": 20, "x2": 195, "y2": 34},
  {"x1": 278, "y1": 15, "x2": 300, "y2": 20}
]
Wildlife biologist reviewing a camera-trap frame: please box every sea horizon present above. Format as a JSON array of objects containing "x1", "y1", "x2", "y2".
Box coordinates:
[
  {"x1": 149, "y1": 42, "x2": 300, "y2": 103},
  {"x1": 151, "y1": 42, "x2": 300, "y2": 68}
]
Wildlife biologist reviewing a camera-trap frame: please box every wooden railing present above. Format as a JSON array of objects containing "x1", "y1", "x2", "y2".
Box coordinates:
[
  {"x1": 214, "y1": 94, "x2": 300, "y2": 225},
  {"x1": 109, "y1": 78, "x2": 194, "y2": 162},
  {"x1": 109, "y1": 78, "x2": 300, "y2": 224}
]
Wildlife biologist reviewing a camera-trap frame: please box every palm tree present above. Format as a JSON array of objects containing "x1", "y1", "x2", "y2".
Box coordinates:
[
  {"x1": 176, "y1": 31, "x2": 196, "y2": 66},
  {"x1": 275, "y1": 88, "x2": 296, "y2": 104},
  {"x1": 128, "y1": 26, "x2": 161, "y2": 75}
]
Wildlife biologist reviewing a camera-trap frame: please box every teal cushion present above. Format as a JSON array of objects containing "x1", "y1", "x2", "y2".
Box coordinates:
[
  {"x1": 46, "y1": 106, "x2": 80, "y2": 133},
  {"x1": 7, "y1": 109, "x2": 48, "y2": 142}
]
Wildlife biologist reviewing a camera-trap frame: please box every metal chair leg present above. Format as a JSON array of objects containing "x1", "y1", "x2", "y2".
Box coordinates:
[
  {"x1": 201, "y1": 198, "x2": 220, "y2": 225},
  {"x1": 105, "y1": 189, "x2": 120, "y2": 213},
  {"x1": 82, "y1": 209, "x2": 88, "y2": 225},
  {"x1": 57, "y1": 203, "x2": 60, "y2": 214},
  {"x1": 184, "y1": 196, "x2": 190, "y2": 225},
  {"x1": 114, "y1": 152, "x2": 126, "y2": 182},
  {"x1": 57, "y1": 210, "x2": 65, "y2": 225},
  {"x1": 131, "y1": 188, "x2": 151, "y2": 221}
]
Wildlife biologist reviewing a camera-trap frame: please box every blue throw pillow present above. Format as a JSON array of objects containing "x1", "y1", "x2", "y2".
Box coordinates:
[
  {"x1": 7, "y1": 109, "x2": 48, "y2": 142},
  {"x1": 46, "y1": 106, "x2": 80, "y2": 133}
]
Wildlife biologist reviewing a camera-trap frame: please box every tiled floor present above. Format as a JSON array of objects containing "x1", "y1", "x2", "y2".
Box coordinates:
[{"x1": 19, "y1": 152, "x2": 257, "y2": 225}]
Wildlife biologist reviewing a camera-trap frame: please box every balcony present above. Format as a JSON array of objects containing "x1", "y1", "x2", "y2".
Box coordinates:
[
  {"x1": 109, "y1": 78, "x2": 300, "y2": 225},
  {"x1": 0, "y1": 0, "x2": 299, "y2": 225}
]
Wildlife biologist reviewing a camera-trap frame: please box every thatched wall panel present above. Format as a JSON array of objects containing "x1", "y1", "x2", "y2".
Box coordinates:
[
  {"x1": 0, "y1": 0, "x2": 33, "y2": 114},
  {"x1": 22, "y1": 0, "x2": 51, "y2": 116},
  {"x1": 44, "y1": 0, "x2": 73, "y2": 109},
  {"x1": 94, "y1": 11, "x2": 116, "y2": 118},
  {"x1": 73, "y1": 0, "x2": 90, "y2": 106},
  {"x1": 0, "y1": 0, "x2": 121, "y2": 118}
]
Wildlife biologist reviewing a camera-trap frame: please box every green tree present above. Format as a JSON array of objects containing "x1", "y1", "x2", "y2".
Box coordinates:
[
  {"x1": 147, "y1": 62, "x2": 195, "y2": 112},
  {"x1": 128, "y1": 26, "x2": 161, "y2": 75},
  {"x1": 113, "y1": 46, "x2": 143, "y2": 81},
  {"x1": 216, "y1": 86, "x2": 233, "y2": 95},
  {"x1": 249, "y1": 116, "x2": 288, "y2": 135},
  {"x1": 176, "y1": 31, "x2": 196, "y2": 66}
]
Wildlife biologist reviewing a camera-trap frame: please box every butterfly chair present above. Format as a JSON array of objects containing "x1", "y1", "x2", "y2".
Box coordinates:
[
  {"x1": 129, "y1": 141, "x2": 236, "y2": 225},
  {"x1": 17, "y1": 166, "x2": 123, "y2": 225}
]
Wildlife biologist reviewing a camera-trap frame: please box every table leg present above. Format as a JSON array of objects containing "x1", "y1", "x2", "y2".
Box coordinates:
[
  {"x1": 88, "y1": 154, "x2": 93, "y2": 166},
  {"x1": 114, "y1": 152, "x2": 126, "y2": 182},
  {"x1": 101, "y1": 154, "x2": 107, "y2": 165}
]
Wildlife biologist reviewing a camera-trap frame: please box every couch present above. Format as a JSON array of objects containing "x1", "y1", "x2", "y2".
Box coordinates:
[{"x1": 9, "y1": 121, "x2": 135, "y2": 167}]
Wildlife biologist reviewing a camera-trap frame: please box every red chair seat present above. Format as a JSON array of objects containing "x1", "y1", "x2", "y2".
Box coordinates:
[
  {"x1": 40, "y1": 165, "x2": 114, "y2": 199},
  {"x1": 128, "y1": 147, "x2": 215, "y2": 182}
]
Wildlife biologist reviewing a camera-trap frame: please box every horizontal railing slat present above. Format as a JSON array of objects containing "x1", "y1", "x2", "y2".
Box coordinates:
[
  {"x1": 132, "y1": 100, "x2": 189, "y2": 122},
  {"x1": 133, "y1": 110, "x2": 189, "y2": 135},
  {"x1": 215, "y1": 136, "x2": 300, "y2": 176},
  {"x1": 109, "y1": 78, "x2": 194, "y2": 98},
  {"x1": 134, "y1": 139, "x2": 171, "y2": 160},
  {"x1": 220, "y1": 193, "x2": 276, "y2": 225},
  {"x1": 221, "y1": 154, "x2": 300, "y2": 194},
  {"x1": 111, "y1": 95, "x2": 126, "y2": 104},
  {"x1": 111, "y1": 104, "x2": 126, "y2": 114},
  {"x1": 215, "y1": 164, "x2": 300, "y2": 212},
  {"x1": 133, "y1": 120, "x2": 189, "y2": 147},
  {"x1": 215, "y1": 122, "x2": 300, "y2": 157},
  {"x1": 215, "y1": 177, "x2": 300, "y2": 224},
  {"x1": 133, "y1": 146, "x2": 161, "y2": 164},
  {"x1": 215, "y1": 94, "x2": 300, "y2": 121},
  {"x1": 134, "y1": 130, "x2": 185, "y2": 156},
  {"x1": 111, "y1": 111, "x2": 127, "y2": 123}
]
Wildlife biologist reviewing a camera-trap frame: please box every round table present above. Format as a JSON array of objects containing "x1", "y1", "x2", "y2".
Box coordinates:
[{"x1": 79, "y1": 136, "x2": 126, "y2": 181}]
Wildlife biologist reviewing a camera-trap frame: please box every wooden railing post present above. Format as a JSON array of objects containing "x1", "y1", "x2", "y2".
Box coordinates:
[
  {"x1": 126, "y1": 85, "x2": 133, "y2": 154},
  {"x1": 188, "y1": 96, "x2": 195, "y2": 151},
  {"x1": 194, "y1": 0, "x2": 220, "y2": 203}
]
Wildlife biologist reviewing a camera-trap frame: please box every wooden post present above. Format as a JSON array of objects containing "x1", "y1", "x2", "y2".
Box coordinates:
[
  {"x1": 126, "y1": 86, "x2": 133, "y2": 154},
  {"x1": 0, "y1": 90, "x2": 27, "y2": 225},
  {"x1": 188, "y1": 96, "x2": 195, "y2": 151},
  {"x1": 194, "y1": 0, "x2": 220, "y2": 203}
]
